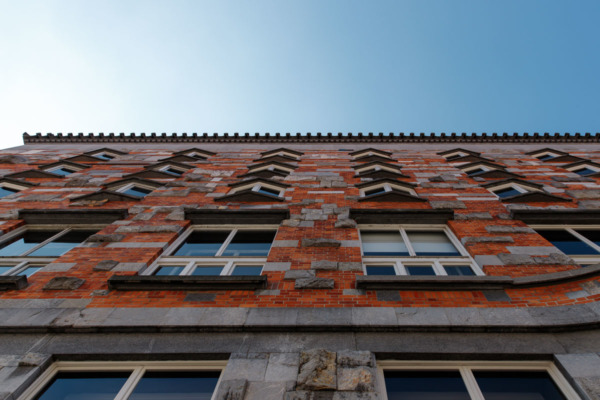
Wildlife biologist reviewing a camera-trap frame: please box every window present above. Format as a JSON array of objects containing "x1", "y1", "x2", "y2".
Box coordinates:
[
  {"x1": 146, "y1": 227, "x2": 277, "y2": 276},
  {"x1": 0, "y1": 185, "x2": 20, "y2": 198},
  {"x1": 89, "y1": 151, "x2": 116, "y2": 160},
  {"x1": 532, "y1": 226, "x2": 600, "y2": 265},
  {"x1": 379, "y1": 362, "x2": 580, "y2": 400},
  {"x1": 564, "y1": 162, "x2": 600, "y2": 176},
  {"x1": 492, "y1": 185, "x2": 527, "y2": 199},
  {"x1": 119, "y1": 185, "x2": 153, "y2": 198},
  {"x1": 157, "y1": 165, "x2": 186, "y2": 176},
  {"x1": 229, "y1": 181, "x2": 286, "y2": 198},
  {"x1": 18, "y1": 361, "x2": 224, "y2": 400},
  {"x1": 0, "y1": 227, "x2": 98, "y2": 277},
  {"x1": 359, "y1": 226, "x2": 481, "y2": 276},
  {"x1": 47, "y1": 166, "x2": 78, "y2": 176},
  {"x1": 358, "y1": 181, "x2": 418, "y2": 199}
]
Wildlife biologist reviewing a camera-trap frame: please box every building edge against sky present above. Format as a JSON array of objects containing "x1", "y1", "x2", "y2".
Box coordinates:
[{"x1": 0, "y1": 132, "x2": 599, "y2": 399}]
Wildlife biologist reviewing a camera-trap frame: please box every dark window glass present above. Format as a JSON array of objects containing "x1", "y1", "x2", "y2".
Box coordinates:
[
  {"x1": 19, "y1": 265, "x2": 43, "y2": 277},
  {"x1": 122, "y1": 186, "x2": 152, "y2": 197},
  {"x1": 257, "y1": 186, "x2": 281, "y2": 196},
  {"x1": 0, "y1": 231, "x2": 60, "y2": 256},
  {"x1": 29, "y1": 230, "x2": 96, "y2": 257},
  {"x1": 537, "y1": 154, "x2": 556, "y2": 160},
  {"x1": 536, "y1": 230, "x2": 599, "y2": 255},
  {"x1": 405, "y1": 265, "x2": 436, "y2": 276},
  {"x1": 474, "y1": 370, "x2": 566, "y2": 400},
  {"x1": 366, "y1": 265, "x2": 396, "y2": 275},
  {"x1": 0, "y1": 265, "x2": 17, "y2": 275},
  {"x1": 94, "y1": 153, "x2": 114, "y2": 160},
  {"x1": 574, "y1": 230, "x2": 600, "y2": 248},
  {"x1": 154, "y1": 266, "x2": 186, "y2": 276},
  {"x1": 573, "y1": 167, "x2": 596, "y2": 176},
  {"x1": 494, "y1": 187, "x2": 523, "y2": 198},
  {"x1": 364, "y1": 187, "x2": 387, "y2": 197},
  {"x1": 444, "y1": 266, "x2": 475, "y2": 276},
  {"x1": 384, "y1": 371, "x2": 470, "y2": 400},
  {"x1": 163, "y1": 167, "x2": 183, "y2": 176},
  {"x1": 188, "y1": 153, "x2": 207, "y2": 160},
  {"x1": 52, "y1": 167, "x2": 77, "y2": 176},
  {"x1": 231, "y1": 265, "x2": 263, "y2": 276},
  {"x1": 406, "y1": 231, "x2": 460, "y2": 256},
  {"x1": 33, "y1": 371, "x2": 129, "y2": 400},
  {"x1": 191, "y1": 266, "x2": 224, "y2": 276},
  {"x1": 0, "y1": 186, "x2": 19, "y2": 198},
  {"x1": 445, "y1": 154, "x2": 464, "y2": 161},
  {"x1": 222, "y1": 231, "x2": 276, "y2": 257},
  {"x1": 466, "y1": 168, "x2": 487, "y2": 176},
  {"x1": 128, "y1": 371, "x2": 220, "y2": 400},
  {"x1": 173, "y1": 231, "x2": 230, "y2": 256},
  {"x1": 361, "y1": 231, "x2": 409, "y2": 256}
]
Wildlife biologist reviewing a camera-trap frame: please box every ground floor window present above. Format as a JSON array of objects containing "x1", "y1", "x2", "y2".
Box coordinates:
[
  {"x1": 20, "y1": 361, "x2": 224, "y2": 400},
  {"x1": 379, "y1": 362, "x2": 581, "y2": 400}
]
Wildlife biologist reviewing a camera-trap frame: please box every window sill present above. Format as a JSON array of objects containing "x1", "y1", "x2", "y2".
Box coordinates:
[
  {"x1": 356, "y1": 264, "x2": 600, "y2": 290},
  {"x1": 108, "y1": 275, "x2": 268, "y2": 291},
  {"x1": 0, "y1": 275, "x2": 28, "y2": 290}
]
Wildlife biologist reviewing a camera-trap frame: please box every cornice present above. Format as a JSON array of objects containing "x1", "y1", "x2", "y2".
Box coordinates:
[{"x1": 22, "y1": 132, "x2": 600, "y2": 144}]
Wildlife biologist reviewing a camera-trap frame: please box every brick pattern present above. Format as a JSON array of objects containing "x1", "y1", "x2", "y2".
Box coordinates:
[{"x1": 0, "y1": 145, "x2": 599, "y2": 308}]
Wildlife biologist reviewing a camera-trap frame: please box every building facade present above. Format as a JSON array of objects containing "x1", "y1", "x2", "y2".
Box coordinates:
[{"x1": 0, "y1": 132, "x2": 599, "y2": 399}]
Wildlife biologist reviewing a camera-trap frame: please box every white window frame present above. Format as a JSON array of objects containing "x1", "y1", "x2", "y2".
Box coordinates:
[
  {"x1": 358, "y1": 225, "x2": 482, "y2": 276},
  {"x1": 115, "y1": 182, "x2": 156, "y2": 197},
  {"x1": 156, "y1": 164, "x2": 187, "y2": 176},
  {"x1": 461, "y1": 164, "x2": 495, "y2": 176},
  {"x1": 355, "y1": 163, "x2": 402, "y2": 175},
  {"x1": 230, "y1": 182, "x2": 286, "y2": 197},
  {"x1": 351, "y1": 149, "x2": 392, "y2": 160},
  {"x1": 89, "y1": 151, "x2": 118, "y2": 160},
  {"x1": 359, "y1": 182, "x2": 416, "y2": 198},
  {"x1": 488, "y1": 182, "x2": 533, "y2": 199},
  {"x1": 0, "y1": 182, "x2": 28, "y2": 198},
  {"x1": 145, "y1": 225, "x2": 278, "y2": 276},
  {"x1": 261, "y1": 150, "x2": 301, "y2": 160},
  {"x1": 377, "y1": 361, "x2": 581, "y2": 400},
  {"x1": 183, "y1": 150, "x2": 212, "y2": 159},
  {"x1": 248, "y1": 163, "x2": 295, "y2": 175},
  {"x1": 442, "y1": 151, "x2": 469, "y2": 161},
  {"x1": 530, "y1": 224, "x2": 600, "y2": 265},
  {"x1": 566, "y1": 164, "x2": 600, "y2": 176},
  {"x1": 0, "y1": 225, "x2": 104, "y2": 276},
  {"x1": 16, "y1": 360, "x2": 226, "y2": 400},
  {"x1": 532, "y1": 151, "x2": 562, "y2": 161},
  {"x1": 45, "y1": 164, "x2": 82, "y2": 175}
]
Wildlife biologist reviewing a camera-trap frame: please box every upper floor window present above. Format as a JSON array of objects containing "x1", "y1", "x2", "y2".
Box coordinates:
[
  {"x1": 532, "y1": 226, "x2": 600, "y2": 265},
  {"x1": 0, "y1": 227, "x2": 98, "y2": 277},
  {"x1": 359, "y1": 226, "x2": 481, "y2": 276},
  {"x1": 146, "y1": 227, "x2": 277, "y2": 276},
  {"x1": 18, "y1": 361, "x2": 223, "y2": 400}
]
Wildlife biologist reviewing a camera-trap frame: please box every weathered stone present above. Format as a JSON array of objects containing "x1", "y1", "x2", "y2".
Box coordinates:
[
  {"x1": 485, "y1": 225, "x2": 535, "y2": 234},
  {"x1": 265, "y1": 353, "x2": 300, "y2": 382},
  {"x1": 282, "y1": 219, "x2": 301, "y2": 227},
  {"x1": 376, "y1": 291, "x2": 401, "y2": 302},
  {"x1": 428, "y1": 176, "x2": 444, "y2": 182},
  {"x1": 337, "y1": 367, "x2": 376, "y2": 392},
  {"x1": 430, "y1": 200, "x2": 466, "y2": 209},
  {"x1": 285, "y1": 391, "x2": 311, "y2": 400},
  {"x1": 18, "y1": 353, "x2": 49, "y2": 367},
  {"x1": 578, "y1": 200, "x2": 600, "y2": 209},
  {"x1": 311, "y1": 261, "x2": 338, "y2": 270},
  {"x1": 93, "y1": 260, "x2": 118, "y2": 271},
  {"x1": 533, "y1": 253, "x2": 577, "y2": 265},
  {"x1": 166, "y1": 210, "x2": 185, "y2": 220},
  {"x1": 115, "y1": 225, "x2": 181, "y2": 233},
  {"x1": 335, "y1": 219, "x2": 357, "y2": 228},
  {"x1": 214, "y1": 379, "x2": 248, "y2": 400},
  {"x1": 566, "y1": 190, "x2": 600, "y2": 199},
  {"x1": 43, "y1": 277, "x2": 85, "y2": 290},
  {"x1": 337, "y1": 351, "x2": 374, "y2": 368},
  {"x1": 462, "y1": 236, "x2": 514, "y2": 244},
  {"x1": 295, "y1": 278, "x2": 335, "y2": 289},
  {"x1": 86, "y1": 233, "x2": 124, "y2": 243},
  {"x1": 338, "y1": 262, "x2": 362, "y2": 271},
  {"x1": 133, "y1": 212, "x2": 156, "y2": 221},
  {"x1": 147, "y1": 189, "x2": 190, "y2": 197},
  {"x1": 0, "y1": 154, "x2": 27, "y2": 164},
  {"x1": 297, "y1": 349, "x2": 337, "y2": 390},
  {"x1": 284, "y1": 270, "x2": 316, "y2": 280},
  {"x1": 482, "y1": 290, "x2": 511, "y2": 302},
  {"x1": 497, "y1": 253, "x2": 535, "y2": 265},
  {"x1": 332, "y1": 392, "x2": 379, "y2": 400},
  {"x1": 302, "y1": 238, "x2": 341, "y2": 248}
]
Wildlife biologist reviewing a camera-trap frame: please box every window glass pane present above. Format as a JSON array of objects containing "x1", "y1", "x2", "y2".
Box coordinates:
[
  {"x1": 191, "y1": 266, "x2": 224, "y2": 276},
  {"x1": 18, "y1": 266, "x2": 43, "y2": 277},
  {"x1": 231, "y1": 265, "x2": 263, "y2": 276},
  {"x1": 163, "y1": 167, "x2": 183, "y2": 176},
  {"x1": 364, "y1": 187, "x2": 386, "y2": 196},
  {"x1": 536, "y1": 230, "x2": 599, "y2": 255},
  {"x1": 466, "y1": 168, "x2": 486, "y2": 176},
  {"x1": 474, "y1": 370, "x2": 566, "y2": 400},
  {"x1": 94, "y1": 153, "x2": 114, "y2": 160},
  {"x1": 406, "y1": 231, "x2": 460, "y2": 256},
  {"x1": 537, "y1": 154, "x2": 556, "y2": 160},
  {"x1": 573, "y1": 167, "x2": 596, "y2": 176},
  {"x1": 405, "y1": 265, "x2": 436, "y2": 276},
  {"x1": 173, "y1": 231, "x2": 230, "y2": 256},
  {"x1": 52, "y1": 167, "x2": 77, "y2": 176},
  {"x1": 257, "y1": 186, "x2": 281, "y2": 196},
  {"x1": 33, "y1": 371, "x2": 129, "y2": 400},
  {"x1": 384, "y1": 371, "x2": 470, "y2": 400},
  {"x1": 0, "y1": 265, "x2": 17, "y2": 275},
  {"x1": 222, "y1": 231, "x2": 276, "y2": 257},
  {"x1": 574, "y1": 230, "x2": 600, "y2": 248},
  {"x1": 122, "y1": 186, "x2": 152, "y2": 197},
  {"x1": 30, "y1": 230, "x2": 96, "y2": 257},
  {"x1": 444, "y1": 266, "x2": 475, "y2": 276},
  {"x1": 366, "y1": 265, "x2": 396, "y2": 275},
  {"x1": 154, "y1": 266, "x2": 186, "y2": 276},
  {"x1": 494, "y1": 187, "x2": 522, "y2": 199},
  {"x1": 128, "y1": 371, "x2": 220, "y2": 400},
  {"x1": 0, "y1": 231, "x2": 61, "y2": 256},
  {"x1": 361, "y1": 231, "x2": 409, "y2": 256},
  {"x1": 0, "y1": 186, "x2": 19, "y2": 198}
]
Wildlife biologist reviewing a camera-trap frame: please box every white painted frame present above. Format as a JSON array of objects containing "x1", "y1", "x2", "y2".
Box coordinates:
[
  {"x1": 0, "y1": 181, "x2": 29, "y2": 198},
  {"x1": 16, "y1": 360, "x2": 226, "y2": 400},
  {"x1": 229, "y1": 182, "x2": 286, "y2": 197},
  {"x1": 351, "y1": 149, "x2": 392, "y2": 160},
  {"x1": 566, "y1": 164, "x2": 600, "y2": 176},
  {"x1": 377, "y1": 361, "x2": 582, "y2": 400},
  {"x1": 248, "y1": 163, "x2": 295, "y2": 174},
  {"x1": 354, "y1": 163, "x2": 402, "y2": 175},
  {"x1": 45, "y1": 165, "x2": 82, "y2": 175},
  {"x1": 530, "y1": 224, "x2": 600, "y2": 265},
  {"x1": 358, "y1": 225, "x2": 481, "y2": 275},
  {"x1": 359, "y1": 182, "x2": 416, "y2": 198},
  {"x1": 115, "y1": 182, "x2": 157, "y2": 197},
  {"x1": 532, "y1": 151, "x2": 562, "y2": 161},
  {"x1": 89, "y1": 151, "x2": 118, "y2": 160},
  {"x1": 442, "y1": 151, "x2": 468, "y2": 160},
  {"x1": 261, "y1": 150, "x2": 301, "y2": 160},
  {"x1": 156, "y1": 164, "x2": 187, "y2": 176}
]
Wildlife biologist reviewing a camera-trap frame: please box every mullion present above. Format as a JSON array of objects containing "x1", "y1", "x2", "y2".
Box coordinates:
[
  {"x1": 216, "y1": 230, "x2": 236, "y2": 256},
  {"x1": 459, "y1": 367, "x2": 485, "y2": 400},
  {"x1": 399, "y1": 228, "x2": 416, "y2": 256},
  {"x1": 566, "y1": 228, "x2": 600, "y2": 254},
  {"x1": 113, "y1": 367, "x2": 145, "y2": 400},
  {"x1": 20, "y1": 229, "x2": 70, "y2": 256}
]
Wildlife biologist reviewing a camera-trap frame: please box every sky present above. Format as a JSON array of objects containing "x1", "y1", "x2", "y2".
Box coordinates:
[{"x1": 0, "y1": 0, "x2": 599, "y2": 148}]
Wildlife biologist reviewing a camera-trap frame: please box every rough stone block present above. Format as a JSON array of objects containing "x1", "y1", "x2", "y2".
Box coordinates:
[
  {"x1": 184, "y1": 293, "x2": 216, "y2": 302},
  {"x1": 297, "y1": 349, "x2": 337, "y2": 390},
  {"x1": 335, "y1": 219, "x2": 357, "y2": 228},
  {"x1": 376, "y1": 291, "x2": 401, "y2": 302},
  {"x1": 311, "y1": 261, "x2": 338, "y2": 270},
  {"x1": 265, "y1": 353, "x2": 300, "y2": 382},
  {"x1": 454, "y1": 212, "x2": 493, "y2": 220},
  {"x1": 497, "y1": 253, "x2": 535, "y2": 265},
  {"x1": 113, "y1": 262, "x2": 147, "y2": 272},
  {"x1": 284, "y1": 270, "x2": 315, "y2": 280},
  {"x1": 215, "y1": 379, "x2": 248, "y2": 400},
  {"x1": 41, "y1": 263, "x2": 76, "y2": 272},
  {"x1": 302, "y1": 238, "x2": 341, "y2": 248},
  {"x1": 430, "y1": 200, "x2": 466, "y2": 209},
  {"x1": 337, "y1": 367, "x2": 376, "y2": 392},
  {"x1": 272, "y1": 240, "x2": 299, "y2": 248},
  {"x1": 263, "y1": 262, "x2": 292, "y2": 272},
  {"x1": 86, "y1": 233, "x2": 124, "y2": 243},
  {"x1": 43, "y1": 277, "x2": 85, "y2": 290},
  {"x1": 295, "y1": 278, "x2": 335, "y2": 289},
  {"x1": 338, "y1": 262, "x2": 362, "y2": 271},
  {"x1": 462, "y1": 236, "x2": 514, "y2": 244},
  {"x1": 93, "y1": 260, "x2": 119, "y2": 271},
  {"x1": 566, "y1": 189, "x2": 600, "y2": 199},
  {"x1": 337, "y1": 351, "x2": 375, "y2": 368},
  {"x1": 485, "y1": 225, "x2": 535, "y2": 233}
]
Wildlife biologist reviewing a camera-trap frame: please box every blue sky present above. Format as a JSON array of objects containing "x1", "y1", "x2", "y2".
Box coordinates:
[{"x1": 0, "y1": 0, "x2": 599, "y2": 147}]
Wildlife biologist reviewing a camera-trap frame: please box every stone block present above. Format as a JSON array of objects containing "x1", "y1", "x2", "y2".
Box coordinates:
[
  {"x1": 295, "y1": 278, "x2": 335, "y2": 289},
  {"x1": 505, "y1": 246, "x2": 563, "y2": 255},
  {"x1": 335, "y1": 218, "x2": 357, "y2": 228},
  {"x1": 43, "y1": 277, "x2": 85, "y2": 290},
  {"x1": 311, "y1": 261, "x2": 338, "y2": 270},
  {"x1": 41, "y1": 263, "x2": 76, "y2": 272},
  {"x1": 215, "y1": 379, "x2": 248, "y2": 400},
  {"x1": 297, "y1": 349, "x2": 337, "y2": 390},
  {"x1": 566, "y1": 189, "x2": 600, "y2": 199},
  {"x1": 351, "y1": 308, "x2": 396, "y2": 327},
  {"x1": 113, "y1": 262, "x2": 147, "y2": 272},
  {"x1": 282, "y1": 219, "x2": 301, "y2": 227},
  {"x1": 332, "y1": 391, "x2": 379, "y2": 400},
  {"x1": 184, "y1": 293, "x2": 216, "y2": 302},
  {"x1": 376, "y1": 291, "x2": 401, "y2": 302},
  {"x1": 454, "y1": 212, "x2": 493, "y2": 220},
  {"x1": 338, "y1": 262, "x2": 362, "y2": 271},
  {"x1": 245, "y1": 381, "x2": 296, "y2": 400},
  {"x1": 263, "y1": 262, "x2": 292, "y2": 272},
  {"x1": 272, "y1": 240, "x2": 299, "y2": 248},
  {"x1": 86, "y1": 233, "x2": 124, "y2": 243},
  {"x1": 222, "y1": 357, "x2": 268, "y2": 381},
  {"x1": 337, "y1": 367, "x2": 376, "y2": 392},
  {"x1": 285, "y1": 270, "x2": 315, "y2": 280},
  {"x1": 337, "y1": 351, "x2": 375, "y2": 368},
  {"x1": 93, "y1": 260, "x2": 118, "y2": 271},
  {"x1": 265, "y1": 353, "x2": 300, "y2": 382},
  {"x1": 430, "y1": 200, "x2": 466, "y2": 209},
  {"x1": 485, "y1": 225, "x2": 535, "y2": 234},
  {"x1": 497, "y1": 253, "x2": 535, "y2": 265},
  {"x1": 482, "y1": 290, "x2": 511, "y2": 302},
  {"x1": 302, "y1": 238, "x2": 341, "y2": 248},
  {"x1": 474, "y1": 255, "x2": 504, "y2": 266},
  {"x1": 461, "y1": 236, "x2": 514, "y2": 244},
  {"x1": 246, "y1": 308, "x2": 298, "y2": 326},
  {"x1": 115, "y1": 225, "x2": 182, "y2": 233},
  {"x1": 0, "y1": 155, "x2": 27, "y2": 163}
]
